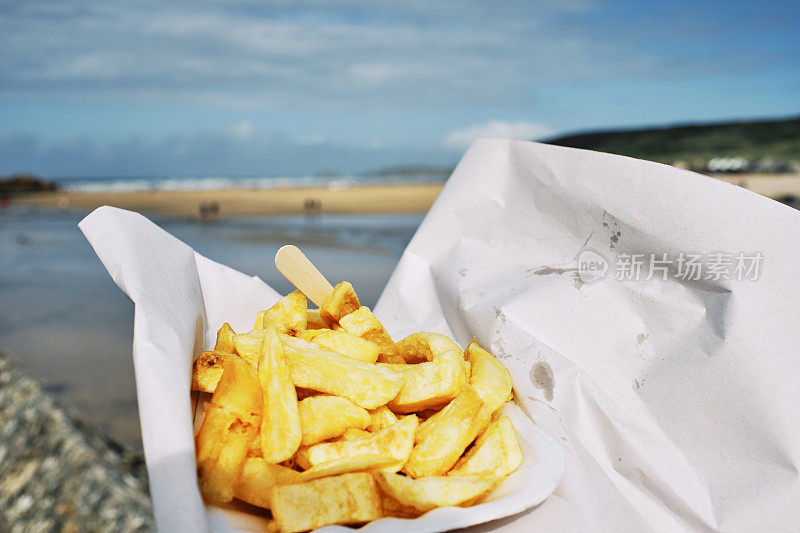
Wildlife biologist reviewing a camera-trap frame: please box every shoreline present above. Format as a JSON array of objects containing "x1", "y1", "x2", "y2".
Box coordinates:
[{"x1": 14, "y1": 182, "x2": 444, "y2": 218}]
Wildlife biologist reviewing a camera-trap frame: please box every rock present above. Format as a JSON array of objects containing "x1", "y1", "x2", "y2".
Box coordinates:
[{"x1": 0, "y1": 352, "x2": 154, "y2": 531}]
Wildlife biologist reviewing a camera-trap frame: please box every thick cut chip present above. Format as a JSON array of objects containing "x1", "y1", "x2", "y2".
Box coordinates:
[
  {"x1": 192, "y1": 351, "x2": 231, "y2": 393},
  {"x1": 270, "y1": 472, "x2": 382, "y2": 533},
  {"x1": 260, "y1": 290, "x2": 307, "y2": 336},
  {"x1": 254, "y1": 311, "x2": 266, "y2": 330},
  {"x1": 303, "y1": 415, "x2": 418, "y2": 471},
  {"x1": 396, "y1": 332, "x2": 463, "y2": 363},
  {"x1": 466, "y1": 340, "x2": 513, "y2": 413},
  {"x1": 368, "y1": 406, "x2": 398, "y2": 432},
  {"x1": 281, "y1": 336, "x2": 404, "y2": 409},
  {"x1": 234, "y1": 458, "x2": 302, "y2": 509},
  {"x1": 337, "y1": 427, "x2": 372, "y2": 441},
  {"x1": 404, "y1": 386, "x2": 491, "y2": 478},
  {"x1": 298, "y1": 395, "x2": 371, "y2": 446},
  {"x1": 449, "y1": 415, "x2": 522, "y2": 476},
  {"x1": 386, "y1": 350, "x2": 468, "y2": 413},
  {"x1": 214, "y1": 322, "x2": 237, "y2": 354},
  {"x1": 380, "y1": 493, "x2": 423, "y2": 518},
  {"x1": 305, "y1": 309, "x2": 329, "y2": 330},
  {"x1": 339, "y1": 306, "x2": 403, "y2": 363},
  {"x1": 196, "y1": 356, "x2": 262, "y2": 503},
  {"x1": 309, "y1": 329, "x2": 380, "y2": 363},
  {"x1": 374, "y1": 472, "x2": 502, "y2": 513},
  {"x1": 297, "y1": 454, "x2": 399, "y2": 482},
  {"x1": 299, "y1": 329, "x2": 322, "y2": 342},
  {"x1": 258, "y1": 326, "x2": 302, "y2": 463},
  {"x1": 320, "y1": 281, "x2": 361, "y2": 323},
  {"x1": 232, "y1": 329, "x2": 266, "y2": 369}
]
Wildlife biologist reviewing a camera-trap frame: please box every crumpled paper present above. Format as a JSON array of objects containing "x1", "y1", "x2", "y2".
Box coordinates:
[{"x1": 81, "y1": 139, "x2": 800, "y2": 532}]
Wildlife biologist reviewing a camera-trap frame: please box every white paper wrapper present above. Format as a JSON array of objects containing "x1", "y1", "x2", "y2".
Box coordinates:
[{"x1": 80, "y1": 139, "x2": 800, "y2": 532}]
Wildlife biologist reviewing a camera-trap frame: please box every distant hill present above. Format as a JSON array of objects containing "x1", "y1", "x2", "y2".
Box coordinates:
[{"x1": 544, "y1": 116, "x2": 800, "y2": 164}]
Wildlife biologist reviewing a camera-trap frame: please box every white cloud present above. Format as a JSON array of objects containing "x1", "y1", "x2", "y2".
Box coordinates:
[
  {"x1": 0, "y1": 0, "x2": 652, "y2": 111},
  {"x1": 443, "y1": 120, "x2": 554, "y2": 149}
]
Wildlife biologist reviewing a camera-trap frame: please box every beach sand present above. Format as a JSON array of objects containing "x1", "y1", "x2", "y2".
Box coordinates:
[{"x1": 16, "y1": 183, "x2": 444, "y2": 218}]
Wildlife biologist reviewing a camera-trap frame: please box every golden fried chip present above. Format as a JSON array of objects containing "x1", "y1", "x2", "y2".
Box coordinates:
[
  {"x1": 374, "y1": 472, "x2": 502, "y2": 513},
  {"x1": 396, "y1": 331, "x2": 463, "y2": 363},
  {"x1": 232, "y1": 329, "x2": 266, "y2": 369},
  {"x1": 214, "y1": 322, "x2": 237, "y2": 354},
  {"x1": 339, "y1": 306, "x2": 403, "y2": 363},
  {"x1": 309, "y1": 329, "x2": 380, "y2": 363},
  {"x1": 303, "y1": 415, "x2": 418, "y2": 472},
  {"x1": 192, "y1": 350, "x2": 230, "y2": 393},
  {"x1": 337, "y1": 427, "x2": 372, "y2": 441},
  {"x1": 297, "y1": 454, "x2": 399, "y2": 482},
  {"x1": 260, "y1": 290, "x2": 307, "y2": 336},
  {"x1": 299, "y1": 329, "x2": 322, "y2": 342},
  {"x1": 281, "y1": 336, "x2": 404, "y2": 409},
  {"x1": 367, "y1": 406, "x2": 398, "y2": 432},
  {"x1": 379, "y1": 493, "x2": 423, "y2": 518},
  {"x1": 234, "y1": 458, "x2": 302, "y2": 509},
  {"x1": 196, "y1": 356, "x2": 262, "y2": 503},
  {"x1": 320, "y1": 281, "x2": 361, "y2": 323},
  {"x1": 254, "y1": 311, "x2": 267, "y2": 330},
  {"x1": 258, "y1": 326, "x2": 302, "y2": 463},
  {"x1": 403, "y1": 386, "x2": 491, "y2": 478},
  {"x1": 385, "y1": 350, "x2": 468, "y2": 413},
  {"x1": 305, "y1": 309, "x2": 329, "y2": 330},
  {"x1": 270, "y1": 473, "x2": 382, "y2": 533},
  {"x1": 466, "y1": 339, "x2": 513, "y2": 412},
  {"x1": 449, "y1": 415, "x2": 522, "y2": 477},
  {"x1": 298, "y1": 395, "x2": 371, "y2": 446}
]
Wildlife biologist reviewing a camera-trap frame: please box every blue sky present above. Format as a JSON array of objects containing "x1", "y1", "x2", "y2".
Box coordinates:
[{"x1": 1, "y1": 0, "x2": 798, "y2": 177}]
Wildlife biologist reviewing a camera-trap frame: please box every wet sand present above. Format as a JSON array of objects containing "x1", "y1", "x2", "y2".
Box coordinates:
[{"x1": 16, "y1": 183, "x2": 443, "y2": 218}]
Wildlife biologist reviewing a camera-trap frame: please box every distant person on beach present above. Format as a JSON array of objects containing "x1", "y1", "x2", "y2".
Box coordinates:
[
  {"x1": 199, "y1": 201, "x2": 220, "y2": 220},
  {"x1": 303, "y1": 197, "x2": 321, "y2": 216}
]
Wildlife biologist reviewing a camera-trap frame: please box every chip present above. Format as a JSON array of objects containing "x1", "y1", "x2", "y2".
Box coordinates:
[
  {"x1": 214, "y1": 322, "x2": 237, "y2": 354},
  {"x1": 465, "y1": 340, "x2": 513, "y2": 413},
  {"x1": 302, "y1": 415, "x2": 418, "y2": 472},
  {"x1": 379, "y1": 493, "x2": 423, "y2": 519},
  {"x1": 319, "y1": 281, "x2": 361, "y2": 323},
  {"x1": 254, "y1": 311, "x2": 267, "y2": 330},
  {"x1": 270, "y1": 472, "x2": 382, "y2": 533},
  {"x1": 367, "y1": 405, "x2": 398, "y2": 432},
  {"x1": 191, "y1": 350, "x2": 231, "y2": 393},
  {"x1": 338, "y1": 306, "x2": 404, "y2": 364},
  {"x1": 396, "y1": 331, "x2": 463, "y2": 363},
  {"x1": 234, "y1": 458, "x2": 302, "y2": 509},
  {"x1": 257, "y1": 326, "x2": 301, "y2": 463},
  {"x1": 298, "y1": 395, "x2": 371, "y2": 446},
  {"x1": 296, "y1": 454, "x2": 399, "y2": 483},
  {"x1": 337, "y1": 427, "x2": 372, "y2": 441},
  {"x1": 385, "y1": 349, "x2": 468, "y2": 413},
  {"x1": 260, "y1": 290, "x2": 307, "y2": 336},
  {"x1": 232, "y1": 329, "x2": 266, "y2": 369},
  {"x1": 195, "y1": 356, "x2": 262, "y2": 503},
  {"x1": 308, "y1": 328, "x2": 381, "y2": 363},
  {"x1": 305, "y1": 309, "x2": 328, "y2": 330},
  {"x1": 449, "y1": 414, "x2": 522, "y2": 477},
  {"x1": 374, "y1": 472, "x2": 502, "y2": 513},
  {"x1": 281, "y1": 336, "x2": 404, "y2": 409},
  {"x1": 403, "y1": 386, "x2": 491, "y2": 478}
]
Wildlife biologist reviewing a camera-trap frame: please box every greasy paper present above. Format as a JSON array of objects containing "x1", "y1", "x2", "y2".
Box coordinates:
[{"x1": 80, "y1": 139, "x2": 800, "y2": 531}]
